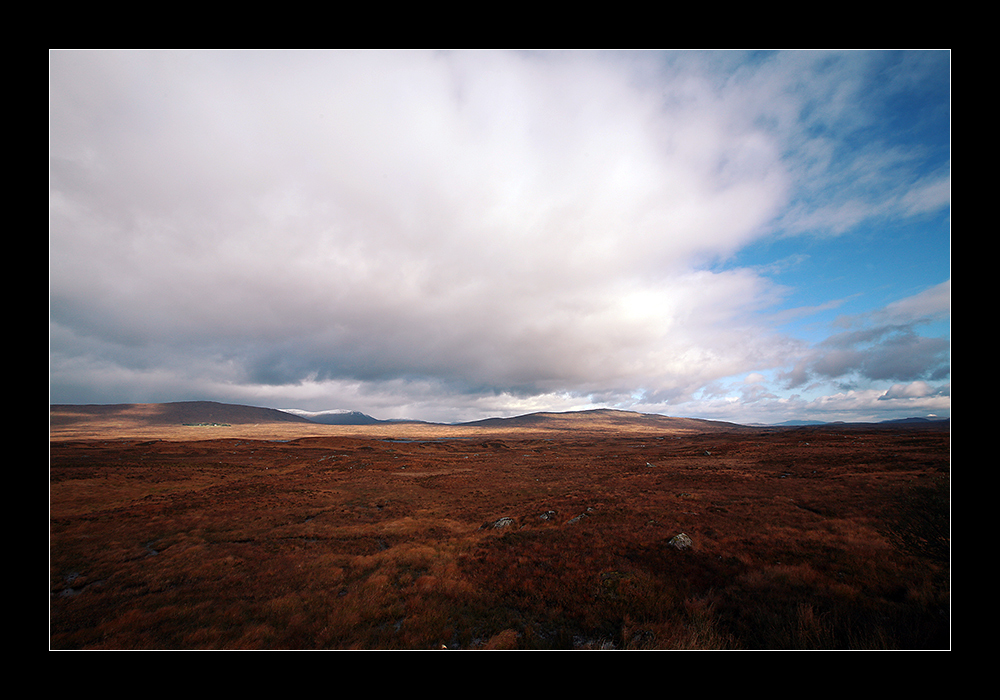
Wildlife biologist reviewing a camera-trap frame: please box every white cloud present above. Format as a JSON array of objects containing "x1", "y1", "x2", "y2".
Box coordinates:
[
  {"x1": 876, "y1": 280, "x2": 951, "y2": 325},
  {"x1": 49, "y1": 50, "x2": 950, "y2": 423},
  {"x1": 51, "y1": 52, "x2": 790, "y2": 392},
  {"x1": 671, "y1": 383, "x2": 950, "y2": 425}
]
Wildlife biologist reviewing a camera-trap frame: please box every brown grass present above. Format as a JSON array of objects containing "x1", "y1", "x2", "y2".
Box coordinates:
[{"x1": 50, "y1": 422, "x2": 950, "y2": 649}]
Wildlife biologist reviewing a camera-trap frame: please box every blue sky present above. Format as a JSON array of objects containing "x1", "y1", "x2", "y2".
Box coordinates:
[{"x1": 49, "y1": 50, "x2": 950, "y2": 424}]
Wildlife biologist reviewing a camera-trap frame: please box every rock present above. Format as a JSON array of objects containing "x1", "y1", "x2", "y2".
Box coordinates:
[
  {"x1": 668, "y1": 532, "x2": 693, "y2": 550},
  {"x1": 482, "y1": 516, "x2": 516, "y2": 530}
]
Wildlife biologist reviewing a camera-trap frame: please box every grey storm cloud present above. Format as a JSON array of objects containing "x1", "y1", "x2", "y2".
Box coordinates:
[
  {"x1": 809, "y1": 331, "x2": 949, "y2": 383},
  {"x1": 781, "y1": 280, "x2": 950, "y2": 389}
]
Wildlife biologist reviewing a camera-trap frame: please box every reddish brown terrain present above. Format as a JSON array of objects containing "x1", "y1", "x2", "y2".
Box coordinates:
[{"x1": 49, "y1": 404, "x2": 950, "y2": 649}]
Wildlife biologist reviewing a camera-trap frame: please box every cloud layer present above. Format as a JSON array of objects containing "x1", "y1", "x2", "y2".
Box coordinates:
[{"x1": 50, "y1": 50, "x2": 950, "y2": 423}]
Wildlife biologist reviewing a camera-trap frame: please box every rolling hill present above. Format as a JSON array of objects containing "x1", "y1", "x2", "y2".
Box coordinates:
[
  {"x1": 455, "y1": 408, "x2": 748, "y2": 432},
  {"x1": 49, "y1": 402, "x2": 949, "y2": 437},
  {"x1": 49, "y1": 402, "x2": 745, "y2": 434},
  {"x1": 49, "y1": 401, "x2": 314, "y2": 427}
]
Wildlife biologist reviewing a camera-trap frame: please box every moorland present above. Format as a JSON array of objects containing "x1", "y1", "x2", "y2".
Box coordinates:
[{"x1": 49, "y1": 403, "x2": 950, "y2": 649}]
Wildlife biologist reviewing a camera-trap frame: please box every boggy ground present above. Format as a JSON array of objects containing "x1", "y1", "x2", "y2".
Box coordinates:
[{"x1": 49, "y1": 427, "x2": 950, "y2": 649}]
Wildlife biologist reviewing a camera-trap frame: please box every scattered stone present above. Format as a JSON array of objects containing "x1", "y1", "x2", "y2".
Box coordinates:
[
  {"x1": 668, "y1": 532, "x2": 693, "y2": 550},
  {"x1": 566, "y1": 507, "x2": 595, "y2": 525},
  {"x1": 482, "y1": 516, "x2": 516, "y2": 530}
]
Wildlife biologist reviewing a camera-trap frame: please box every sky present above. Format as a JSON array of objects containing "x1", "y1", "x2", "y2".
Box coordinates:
[{"x1": 49, "y1": 50, "x2": 950, "y2": 425}]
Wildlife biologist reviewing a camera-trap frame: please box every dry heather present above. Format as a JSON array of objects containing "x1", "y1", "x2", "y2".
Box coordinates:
[{"x1": 50, "y1": 423, "x2": 950, "y2": 649}]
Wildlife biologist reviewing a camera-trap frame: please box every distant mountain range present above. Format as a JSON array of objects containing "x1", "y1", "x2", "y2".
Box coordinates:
[
  {"x1": 281, "y1": 407, "x2": 949, "y2": 430},
  {"x1": 49, "y1": 401, "x2": 315, "y2": 427},
  {"x1": 49, "y1": 401, "x2": 950, "y2": 431},
  {"x1": 279, "y1": 408, "x2": 384, "y2": 425},
  {"x1": 456, "y1": 408, "x2": 746, "y2": 432}
]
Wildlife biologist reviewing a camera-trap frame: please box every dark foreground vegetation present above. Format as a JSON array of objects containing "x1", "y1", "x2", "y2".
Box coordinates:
[{"x1": 50, "y1": 426, "x2": 950, "y2": 649}]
